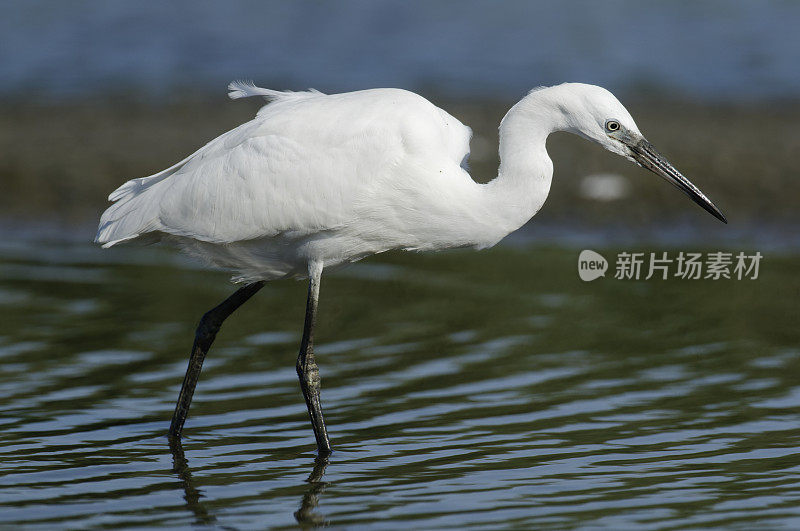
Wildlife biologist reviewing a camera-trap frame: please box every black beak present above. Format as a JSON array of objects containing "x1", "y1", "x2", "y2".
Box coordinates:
[{"x1": 629, "y1": 138, "x2": 727, "y2": 224}]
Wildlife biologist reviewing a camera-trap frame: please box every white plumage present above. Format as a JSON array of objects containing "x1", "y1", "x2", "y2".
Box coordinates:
[
  {"x1": 98, "y1": 81, "x2": 726, "y2": 452},
  {"x1": 96, "y1": 81, "x2": 725, "y2": 282}
]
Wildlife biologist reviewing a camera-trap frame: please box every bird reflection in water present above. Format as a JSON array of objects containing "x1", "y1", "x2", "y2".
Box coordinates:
[
  {"x1": 168, "y1": 438, "x2": 331, "y2": 527},
  {"x1": 168, "y1": 438, "x2": 216, "y2": 526},
  {"x1": 294, "y1": 456, "x2": 330, "y2": 526}
]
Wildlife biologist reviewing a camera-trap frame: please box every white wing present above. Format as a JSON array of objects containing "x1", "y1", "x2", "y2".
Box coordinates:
[{"x1": 95, "y1": 85, "x2": 472, "y2": 250}]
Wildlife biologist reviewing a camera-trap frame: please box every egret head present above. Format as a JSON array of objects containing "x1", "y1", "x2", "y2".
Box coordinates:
[{"x1": 536, "y1": 83, "x2": 727, "y2": 223}]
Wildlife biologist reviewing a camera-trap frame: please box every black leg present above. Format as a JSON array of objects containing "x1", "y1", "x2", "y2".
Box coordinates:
[
  {"x1": 169, "y1": 281, "x2": 265, "y2": 439},
  {"x1": 296, "y1": 264, "x2": 332, "y2": 455}
]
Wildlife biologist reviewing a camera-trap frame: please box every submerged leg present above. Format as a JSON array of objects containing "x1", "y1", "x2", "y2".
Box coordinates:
[
  {"x1": 297, "y1": 262, "x2": 332, "y2": 455},
  {"x1": 169, "y1": 281, "x2": 265, "y2": 439}
]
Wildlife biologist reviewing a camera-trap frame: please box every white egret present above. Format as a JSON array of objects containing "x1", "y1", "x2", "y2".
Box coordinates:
[{"x1": 96, "y1": 81, "x2": 726, "y2": 455}]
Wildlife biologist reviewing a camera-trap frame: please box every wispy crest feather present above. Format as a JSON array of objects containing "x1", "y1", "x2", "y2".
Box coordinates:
[{"x1": 228, "y1": 80, "x2": 323, "y2": 102}]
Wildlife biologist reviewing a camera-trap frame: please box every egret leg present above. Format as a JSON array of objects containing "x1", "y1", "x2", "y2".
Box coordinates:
[
  {"x1": 169, "y1": 281, "x2": 266, "y2": 439},
  {"x1": 297, "y1": 263, "x2": 332, "y2": 455}
]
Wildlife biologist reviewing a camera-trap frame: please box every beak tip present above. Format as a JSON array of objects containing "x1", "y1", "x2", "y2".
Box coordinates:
[{"x1": 631, "y1": 139, "x2": 729, "y2": 227}]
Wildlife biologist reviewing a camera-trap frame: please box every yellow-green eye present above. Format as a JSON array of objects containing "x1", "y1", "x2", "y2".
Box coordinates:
[{"x1": 605, "y1": 120, "x2": 620, "y2": 132}]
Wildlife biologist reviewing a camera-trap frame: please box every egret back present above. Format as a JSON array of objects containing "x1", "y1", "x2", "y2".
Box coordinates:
[{"x1": 94, "y1": 87, "x2": 475, "y2": 278}]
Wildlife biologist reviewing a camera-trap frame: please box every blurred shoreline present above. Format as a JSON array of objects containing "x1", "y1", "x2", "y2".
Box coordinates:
[{"x1": 1, "y1": 94, "x2": 797, "y2": 246}]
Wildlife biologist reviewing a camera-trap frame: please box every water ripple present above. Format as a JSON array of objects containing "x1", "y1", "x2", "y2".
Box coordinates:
[{"x1": 0, "y1": 240, "x2": 798, "y2": 528}]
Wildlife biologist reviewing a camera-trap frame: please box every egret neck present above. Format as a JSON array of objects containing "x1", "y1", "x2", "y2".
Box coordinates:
[{"x1": 484, "y1": 90, "x2": 570, "y2": 236}]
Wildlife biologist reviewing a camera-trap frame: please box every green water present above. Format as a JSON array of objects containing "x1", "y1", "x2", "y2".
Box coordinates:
[{"x1": 0, "y1": 236, "x2": 798, "y2": 528}]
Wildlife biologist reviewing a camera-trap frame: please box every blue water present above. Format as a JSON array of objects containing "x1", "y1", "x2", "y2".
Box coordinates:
[{"x1": 1, "y1": 0, "x2": 799, "y2": 101}]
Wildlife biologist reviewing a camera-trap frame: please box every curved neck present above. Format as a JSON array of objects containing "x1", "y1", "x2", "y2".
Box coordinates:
[{"x1": 482, "y1": 91, "x2": 571, "y2": 236}]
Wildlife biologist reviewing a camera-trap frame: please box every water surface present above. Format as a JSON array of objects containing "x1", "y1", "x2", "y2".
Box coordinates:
[
  {"x1": 2, "y1": 0, "x2": 799, "y2": 101},
  {"x1": 0, "y1": 236, "x2": 799, "y2": 528}
]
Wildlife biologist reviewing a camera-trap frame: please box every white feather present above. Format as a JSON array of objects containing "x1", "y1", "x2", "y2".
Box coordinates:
[
  {"x1": 228, "y1": 79, "x2": 323, "y2": 102},
  {"x1": 96, "y1": 82, "x2": 657, "y2": 281}
]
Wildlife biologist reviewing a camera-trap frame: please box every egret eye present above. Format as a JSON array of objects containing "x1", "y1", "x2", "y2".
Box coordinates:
[{"x1": 605, "y1": 120, "x2": 620, "y2": 132}]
